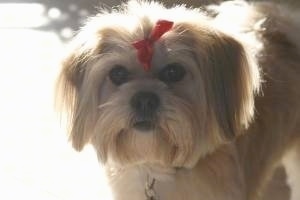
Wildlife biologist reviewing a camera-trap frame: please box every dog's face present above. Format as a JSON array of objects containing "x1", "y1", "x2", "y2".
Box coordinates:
[{"x1": 57, "y1": 1, "x2": 260, "y2": 168}]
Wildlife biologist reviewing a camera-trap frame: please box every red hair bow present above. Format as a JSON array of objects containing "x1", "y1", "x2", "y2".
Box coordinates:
[{"x1": 132, "y1": 20, "x2": 174, "y2": 71}]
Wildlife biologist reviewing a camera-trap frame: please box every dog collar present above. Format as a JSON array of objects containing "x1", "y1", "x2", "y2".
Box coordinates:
[
  {"x1": 132, "y1": 20, "x2": 174, "y2": 71},
  {"x1": 145, "y1": 174, "x2": 158, "y2": 200}
]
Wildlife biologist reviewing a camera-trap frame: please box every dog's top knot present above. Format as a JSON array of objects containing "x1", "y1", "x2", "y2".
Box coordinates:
[{"x1": 132, "y1": 20, "x2": 174, "y2": 71}]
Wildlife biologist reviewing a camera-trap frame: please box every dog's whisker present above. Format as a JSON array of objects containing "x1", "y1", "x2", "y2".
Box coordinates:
[{"x1": 98, "y1": 101, "x2": 114, "y2": 110}]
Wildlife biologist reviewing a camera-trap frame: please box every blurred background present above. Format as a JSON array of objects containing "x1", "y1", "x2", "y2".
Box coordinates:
[
  {"x1": 0, "y1": 0, "x2": 298, "y2": 200},
  {"x1": 0, "y1": 1, "x2": 114, "y2": 200}
]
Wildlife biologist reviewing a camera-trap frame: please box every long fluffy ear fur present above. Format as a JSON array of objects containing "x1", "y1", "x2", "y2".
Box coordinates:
[
  {"x1": 56, "y1": 51, "x2": 85, "y2": 151},
  {"x1": 56, "y1": 33, "x2": 98, "y2": 151},
  {"x1": 187, "y1": 23, "x2": 260, "y2": 139}
]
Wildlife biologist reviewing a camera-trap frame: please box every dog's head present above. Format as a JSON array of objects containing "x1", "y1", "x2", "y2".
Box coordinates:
[{"x1": 57, "y1": 1, "x2": 260, "y2": 168}]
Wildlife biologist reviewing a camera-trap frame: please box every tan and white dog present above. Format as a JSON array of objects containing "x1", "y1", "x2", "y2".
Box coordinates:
[{"x1": 57, "y1": 1, "x2": 300, "y2": 199}]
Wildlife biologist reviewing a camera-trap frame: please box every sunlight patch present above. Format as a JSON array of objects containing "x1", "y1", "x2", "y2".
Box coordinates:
[{"x1": 0, "y1": 3, "x2": 47, "y2": 28}]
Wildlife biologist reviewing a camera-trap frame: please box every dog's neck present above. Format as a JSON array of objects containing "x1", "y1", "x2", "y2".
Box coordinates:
[
  {"x1": 104, "y1": 145, "x2": 246, "y2": 200},
  {"x1": 139, "y1": 164, "x2": 179, "y2": 200},
  {"x1": 106, "y1": 163, "x2": 179, "y2": 200}
]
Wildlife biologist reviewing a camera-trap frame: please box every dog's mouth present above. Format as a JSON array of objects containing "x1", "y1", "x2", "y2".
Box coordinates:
[{"x1": 133, "y1": 120, "x2": 155, "y2": 131}]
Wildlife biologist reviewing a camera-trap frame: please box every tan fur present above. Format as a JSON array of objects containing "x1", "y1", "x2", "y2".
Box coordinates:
[{"x1": 56, "y1": 1, "x2": 300, "y2": 200}]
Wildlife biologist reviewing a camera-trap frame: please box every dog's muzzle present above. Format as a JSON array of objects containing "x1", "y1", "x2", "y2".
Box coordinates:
[{"x1": 130, "y1": 91, "x2": 160, "y2": 131}]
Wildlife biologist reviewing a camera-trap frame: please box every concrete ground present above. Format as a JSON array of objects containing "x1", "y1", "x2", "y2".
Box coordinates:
[{"x1": 0, "y1": 1, "x2": 298, "y2": 200}]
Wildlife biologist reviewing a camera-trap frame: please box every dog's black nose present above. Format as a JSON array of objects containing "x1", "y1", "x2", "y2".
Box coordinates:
[{"x1": 130, "y1": 91, "x2": 160, "y2": 130}]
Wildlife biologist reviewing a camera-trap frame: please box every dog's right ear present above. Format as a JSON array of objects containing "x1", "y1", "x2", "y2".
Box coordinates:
[{"x1": 56, "y1": 35, "x2": 97, "y2": 151}]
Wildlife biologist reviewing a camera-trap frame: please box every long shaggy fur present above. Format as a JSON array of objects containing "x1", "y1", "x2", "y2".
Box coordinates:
[{"x1": 57, "y1": 1, "x2": 300, "y2": 200}]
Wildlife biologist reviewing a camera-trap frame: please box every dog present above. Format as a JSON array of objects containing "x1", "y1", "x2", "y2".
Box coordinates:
[{"x1": 56, "y1": 1, "x2": 300, "y2": 199}]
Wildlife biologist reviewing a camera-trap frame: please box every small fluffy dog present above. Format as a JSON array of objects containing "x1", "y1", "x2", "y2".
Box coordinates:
[{"x1": 57, "y1": 1, "x2": 300, "y2": 200}]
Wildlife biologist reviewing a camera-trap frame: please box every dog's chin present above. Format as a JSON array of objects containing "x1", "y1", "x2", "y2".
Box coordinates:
[{"x1": 91, "y1": 104, "x2": 204, "y2": 168}]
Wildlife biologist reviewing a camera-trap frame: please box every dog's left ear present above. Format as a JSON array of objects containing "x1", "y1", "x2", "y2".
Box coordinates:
[{"x1": 188, "y1": 24, "x2": 260, "y2": 139}]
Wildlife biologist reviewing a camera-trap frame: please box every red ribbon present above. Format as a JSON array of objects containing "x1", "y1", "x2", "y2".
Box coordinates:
[{"x1": 132, "y1": 20, "x2": 174, "y2": 71}]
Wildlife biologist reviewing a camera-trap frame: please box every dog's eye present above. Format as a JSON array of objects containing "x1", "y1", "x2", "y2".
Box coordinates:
[
  {"x1": 159, "y1": 63, "x2": 186, "y2": 83},
  {"x1": 109, "y1": 65, "x2": 129, "y2": 86}
]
